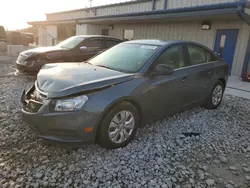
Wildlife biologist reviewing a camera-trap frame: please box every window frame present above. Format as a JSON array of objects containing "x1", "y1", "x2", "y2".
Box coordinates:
[
  {"x1": 80, "y1": 38, "x2": 104, "y2": 50},
  {"x1": 152, "y1": 44, "x2": 185, "y2": 70}
]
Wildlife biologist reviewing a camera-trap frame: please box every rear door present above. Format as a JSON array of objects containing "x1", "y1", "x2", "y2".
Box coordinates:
[
  {"x1": 74, "y1": 38, "x2": 104, "y2": 61},
  {"x1": 180, "y1": 44, "x2": 216, "y2": 107}
]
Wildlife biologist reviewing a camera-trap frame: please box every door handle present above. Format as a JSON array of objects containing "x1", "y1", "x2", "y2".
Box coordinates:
[
  {"x1": 181, "y1": 77, "x2": 187, "y2": 82},
  {"x1": 208, "y1": 71, "x2": 213, "y2": 75}
]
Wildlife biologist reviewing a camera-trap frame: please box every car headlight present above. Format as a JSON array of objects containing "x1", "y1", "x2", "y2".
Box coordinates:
[
  {"x1": 21, "y1": 52, "x2": 34, "y2": 57},
  {"x1": 53, "y1": 95, "x2": 88, "y2": 112}
]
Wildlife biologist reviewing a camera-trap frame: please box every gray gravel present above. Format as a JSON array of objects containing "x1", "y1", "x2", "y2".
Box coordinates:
[{"x1": 1, "y1": 59, "x2": 250, "y2": 188}]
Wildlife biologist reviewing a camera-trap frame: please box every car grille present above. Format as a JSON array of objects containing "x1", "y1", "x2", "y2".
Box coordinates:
[
  {"x1": 25, "y1": 88, "x2": 47, "y2": 113},
  {"x1": 17, "y1": 54, "x2": 27, "y2": 64}
]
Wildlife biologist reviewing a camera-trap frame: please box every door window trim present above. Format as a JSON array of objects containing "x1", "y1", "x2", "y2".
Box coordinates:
[{"x1": 174, "y1": 61, "x2": 217, "y2": 71}]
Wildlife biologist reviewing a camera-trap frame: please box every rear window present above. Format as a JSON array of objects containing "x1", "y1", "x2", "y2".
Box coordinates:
[{"x1": 104, "y1": 40, "x2": 120, "y2": 48}]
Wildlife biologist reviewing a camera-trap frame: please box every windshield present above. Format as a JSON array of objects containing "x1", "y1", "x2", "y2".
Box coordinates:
[
  {"x1": 56, "y1": 36, "x2": 84, "y2": 49},
  {"x1": 89, "y1": 43, "x2": 159, "y2": 73}
]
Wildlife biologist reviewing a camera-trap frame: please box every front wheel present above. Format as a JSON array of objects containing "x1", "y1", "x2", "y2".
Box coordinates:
[
  {"x1": 97, "y1": 102, "x2": 139, "y2": 149},
  {"x1": 203, "y1": 80, "x2": 225, "y2": 109}
]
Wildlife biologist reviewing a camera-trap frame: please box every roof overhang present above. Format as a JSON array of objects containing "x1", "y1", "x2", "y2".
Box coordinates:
[
  {"x1": 28, "y1": 19, "x2": 76, "y2": 26},
  {"x1": 28, "y1": 1, "x2": 250, "y2": 26},
  {"x1": 76, "y1": 2, "x2": 244, "y2": 24}
]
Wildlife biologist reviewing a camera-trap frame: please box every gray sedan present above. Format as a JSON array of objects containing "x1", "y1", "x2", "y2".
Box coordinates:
[{"x1": 21, "y1": 40, "x2": 228, "y2": 149}]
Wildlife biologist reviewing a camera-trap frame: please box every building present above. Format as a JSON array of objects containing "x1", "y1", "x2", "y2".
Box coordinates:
[{"x1": 28, "y1": 0, "x2": 250, "y2": 77}]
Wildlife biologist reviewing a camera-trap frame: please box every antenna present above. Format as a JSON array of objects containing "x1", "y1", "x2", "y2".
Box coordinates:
[{"x1": 89, "y1": 0, "x2": 93, "y2": 8}]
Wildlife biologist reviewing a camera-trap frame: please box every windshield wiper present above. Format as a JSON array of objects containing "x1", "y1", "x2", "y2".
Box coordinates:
[
  {"x1": 95, "y1": 65, "x2": 113, "y2": 69},
  {"x1": 85, "y1": 61, "x2": 93, "y2": 65}
]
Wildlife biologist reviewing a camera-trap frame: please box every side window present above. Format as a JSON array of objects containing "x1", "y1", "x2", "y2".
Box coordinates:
[
  {"x1": 155, "y1": 45, "x2": 183, "y2": 69},
  {"x1": 206, "y1": 51, "x2": 218, "y2": 62},
  {"x1": 104, "y1": 40, "x2": 120, "y2": 48},
  {"x1": 84, "y1": 39, "x2": 102, "y2": 49},
  {"x1": 187, "y1": 44, "x2": 206, "y2": 65}
]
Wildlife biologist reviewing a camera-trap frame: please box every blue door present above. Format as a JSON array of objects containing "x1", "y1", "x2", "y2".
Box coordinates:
[{"x1": 214, "y1": 29, "x2": 239, "y2": 74}]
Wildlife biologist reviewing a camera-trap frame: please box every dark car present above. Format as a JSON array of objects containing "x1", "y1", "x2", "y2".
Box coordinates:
[
  {"x1": 21, "y1": 40, "x2": 228, "y2": 149},
  {"x1": 16, "y1": 35, "x2": 123, "y2": 74}
]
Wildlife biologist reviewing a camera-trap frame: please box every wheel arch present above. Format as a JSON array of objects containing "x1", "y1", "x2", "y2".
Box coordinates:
[{"x1": 218, "y1": 78, "x2": 226, "y2": 88}]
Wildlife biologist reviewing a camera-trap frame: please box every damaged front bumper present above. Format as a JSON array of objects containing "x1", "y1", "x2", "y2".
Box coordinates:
[{"x1": 20, "y1": 85, "x2": 99, "y2": 144}]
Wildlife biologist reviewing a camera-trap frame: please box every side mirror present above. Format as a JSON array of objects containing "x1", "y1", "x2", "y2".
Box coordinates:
[
  {"x1": 80, "y1": 46, "x2": 88, "y2": 52},
  {"x1": 153, "y1": 64, "x2": 174, "y2": 75}
]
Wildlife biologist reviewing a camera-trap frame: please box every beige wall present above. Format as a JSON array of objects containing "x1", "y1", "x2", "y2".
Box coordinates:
[
  {"x1": 85, "y1": 20, "x2": 247, "y2": 76},
  {"x1": 37, "y1": 25, "x2": 58, "y2": 46},
  {"x1": 38, "y1": 27, "x2": 47, "y2": 46},
  {"x1": 46, "y1": 25, "x2": 57, "y2": 46}
]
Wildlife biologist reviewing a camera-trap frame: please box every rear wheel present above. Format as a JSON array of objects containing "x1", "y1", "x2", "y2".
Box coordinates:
[
  {"x1": 203, "y1": 80, "x2": 225, "y2": 109},
  {"x1": 97, "y1": 102, "x2": 139, "y2": 149}
]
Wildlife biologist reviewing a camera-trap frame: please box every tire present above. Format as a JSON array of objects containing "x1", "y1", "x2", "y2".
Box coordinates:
[
  {"x1": 203, "y1": 80, "x2": 225, "y2": 109},
  {"x1": 97, "y1": 102, "x2": 139, "y2": 149}
]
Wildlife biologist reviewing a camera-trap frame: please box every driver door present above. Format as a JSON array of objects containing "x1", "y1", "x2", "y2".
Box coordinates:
[
  {"x1": 141, "y1": 44, "x2": 189, "y2": 120},
  {"x1": 74, "y1": 38, "x2": 104, "y2": 62}
]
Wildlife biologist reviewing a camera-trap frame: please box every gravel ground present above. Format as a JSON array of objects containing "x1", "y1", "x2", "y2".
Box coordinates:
[{"x1": 1, "y1": 59, "x2": 250, "y2": 188}]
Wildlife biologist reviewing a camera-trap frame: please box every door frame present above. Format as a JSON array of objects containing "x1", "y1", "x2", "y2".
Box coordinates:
[
  {"x1": 241, "y1": 35, "x2": 250, "y2": 76},
  {"x1": 214, "y1": 29, "x2": 239, "y2": 74}
]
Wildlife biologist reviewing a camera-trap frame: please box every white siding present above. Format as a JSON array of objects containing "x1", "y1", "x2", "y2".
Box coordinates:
[
  {"x1": 47, "y1": 1, "x2": 153, "y2": 21},
  {"x1": 47, "y1": 11, "x2": 93, "y2": 21},
  {"x1": 46, "y1": 25, "x2": 57, "y2": 46},
  {"x1": 38, "y1": 28, "x2": 47, "y2": 46},
  {"x1": 76, "y1": 24, "x2": 89, "y2": 35},
  {"x1": 155, "y1": 0, "x2": 164, "y2": 10},
  {"x1": 96, "y1": 1, "x2": 152, "y2": 16},
  {"x1": 168, "y1": 0, "x2": 235, "y2": 9},
  {"x1": 46, "y1": 0, "x2": 240, "y2": 21},
  {"x1": 245, "y1": 8, "x2": 250, "y2": 15},
  {"x1": 233, "y1": 22, "x2": 250, "y2": 75},
  {"x1": 102, "y1": 20, "x2": 246, "y2": 75}
]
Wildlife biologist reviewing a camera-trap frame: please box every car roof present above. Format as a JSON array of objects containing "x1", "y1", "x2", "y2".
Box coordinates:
[
  {"x1": 123, "y1": 40, "x2": 214, "y2": 51},
  {"x1": 74, "y1": 35, "x2": 122, "y2": 40},
  {"x1": 123, "y1": 39, "x2": 177, "y2": 46}
]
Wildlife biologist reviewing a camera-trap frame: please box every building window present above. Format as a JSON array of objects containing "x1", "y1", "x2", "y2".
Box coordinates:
[{"x1": 124, "y1": 29, "x2": 134, "y2": 41}]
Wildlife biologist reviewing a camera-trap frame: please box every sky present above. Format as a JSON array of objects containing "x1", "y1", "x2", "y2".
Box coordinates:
[{"x1": 0, "y1": 0, "x2": 129, "y2": 30}]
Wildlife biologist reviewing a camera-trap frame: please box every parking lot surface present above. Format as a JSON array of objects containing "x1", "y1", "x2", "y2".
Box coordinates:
[{"x1": 1, "y1": 59, "x2": 250, "y2": 188}]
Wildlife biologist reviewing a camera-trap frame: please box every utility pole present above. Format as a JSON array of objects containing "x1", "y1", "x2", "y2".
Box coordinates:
[{"x1": 89, "y1": 0, "x2": 93, "y2": 8}]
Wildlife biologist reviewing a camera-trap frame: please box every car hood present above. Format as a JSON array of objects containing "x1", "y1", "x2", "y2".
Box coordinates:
[
  {"x1": 36, "y1": 63, "x2": 134, "y2": 98},
  {"x1": 21, "y1": 46, "x2": 65, "y2": 55}
]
